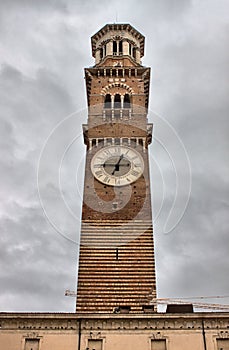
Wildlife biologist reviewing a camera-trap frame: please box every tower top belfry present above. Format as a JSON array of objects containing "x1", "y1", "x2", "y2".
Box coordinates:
[
  {"x1": 84, "y1": 23, "x2": 151, "y2": 117},
  {"x1": 91, "y1": 23, "x2": 145, "y2": 66}
]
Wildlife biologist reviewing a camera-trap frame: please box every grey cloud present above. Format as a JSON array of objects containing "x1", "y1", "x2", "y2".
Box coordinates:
[{"x1": 0, "y1": 206, "x2": 77, "y2": 311}]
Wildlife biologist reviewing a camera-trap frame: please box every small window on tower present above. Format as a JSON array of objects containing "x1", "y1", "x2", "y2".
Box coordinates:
[
  {"x1": 119, "y1": 40, "x2": 123, "y2": 55},
  {"x1": 100, "y1": 48, "x2": 103, "y2": 60},
  {"x1": 133, "y1": 47, "x2": 137, "y2": 59},
  {"x1": 113, "y1": 202, "x2": 118, "y2": 210},
  {"x1": 113, "y1": 41, "x2": 117, "y2": 55},
  {"x1": 114, "y1": 94, "x2": 121, "y2": 109},
  {"x1": 104, "y1": 94, "x2": 111, "y2": 109},
  {"x1": 124, "y1": 94, "x2": 130, "y2": 108}
]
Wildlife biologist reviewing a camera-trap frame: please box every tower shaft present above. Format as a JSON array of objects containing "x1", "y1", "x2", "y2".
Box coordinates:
[{"x1": 76, "y1": 24, "x2": 156, "y2": 314}]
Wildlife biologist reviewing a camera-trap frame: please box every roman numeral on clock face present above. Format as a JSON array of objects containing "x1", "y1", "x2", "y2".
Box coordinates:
[
  {"x1": 95, "y1": 170, "x2": 103, "y2": 178},
  {"x1": 115, "y1": 178, "x2": 120, "y2": 185},
  {"x1": 103, "y1": 176, "x2": 110, "y2": 183},
  {"x1": 114, "y1": 147, "x2": 120, "y2": 154},
  {"x1": 103, "y1": 150, "x2": 111, "y2": 156},
  {"x1": 131, "y1": 170, "x2": 140, "y2": 177}
]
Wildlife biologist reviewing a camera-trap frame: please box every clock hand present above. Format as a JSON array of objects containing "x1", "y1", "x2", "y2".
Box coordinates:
[
  {"x1": 114, "y1": 163, "x2": 130, "y2": 166},
  {"x1": 95, "y1": 163, "x2": 115, "y2": 168},
  {"x1": 111, "y1": 154, "x2": 124, "y2": 175},
  {"x1": 116, "y1": 154, "x2": 124, "y2": 166},
  {"x1": 94, "y1": 163, "x2": 130, "y2": 167}
]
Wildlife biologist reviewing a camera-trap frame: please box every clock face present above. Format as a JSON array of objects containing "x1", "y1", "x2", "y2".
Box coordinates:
[{"x1": 91, "y1": 145, "x2": 144, "y2": 186}]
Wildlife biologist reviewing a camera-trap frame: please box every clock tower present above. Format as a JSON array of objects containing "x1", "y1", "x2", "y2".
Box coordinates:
[{"x1": 76, "y1": 24, "x2": 156, "y2": 314}]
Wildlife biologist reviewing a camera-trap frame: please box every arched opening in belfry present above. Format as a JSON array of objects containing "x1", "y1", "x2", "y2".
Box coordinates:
[
  {"x1": 133, "y1": 47, "x2": 136, "y2": 59},
  {"x1": 124, "y1": 94, "x2": 131, "y2": 108},
  {"x1": 119, "y1": 41, "x2": 123, "y2": 55},
  {"x1": 104, "y1": 94, "x2": 111, "y2": 109},
  {"x1": 114, "y1": 94, "x2": 121, "y2": 108},
  {"x1": 100, "y1": 48, "x2": 103, "y2": 60},
  {"x1": 113, "y1": 41, "x2": 117, "y2": 55}
]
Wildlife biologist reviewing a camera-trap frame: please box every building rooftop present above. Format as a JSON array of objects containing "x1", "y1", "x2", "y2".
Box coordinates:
[{"x1": 91, "y1": 23, "x2": 145, "y2": 57}]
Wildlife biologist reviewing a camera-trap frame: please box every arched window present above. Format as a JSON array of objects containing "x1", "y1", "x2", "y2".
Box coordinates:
[
  {"x1": 114, "y1": 94, "x2": 121, "y2": 109},
  {"x1": 104, "y1": 94, "x2": 111, "y2": 109},
  {"x1": 100, "y1": 48, "x2": 103, "y2": 60},
  {"x1": 129, "y1": 43, "x2": 132, "y2": 55},
  {"x1": 133, "y1": 47, "x2": 136, "y2": 59},
  {"x1": 100, "y1": 45, "x2": 106, "y2": 60},
  {"x1": 113, "y1": 41, "x2": 117, "y2": 55},
  {"x1": 119, "y1": 41, "x2": 123, "y2": 55},
  {"x1": 124, "y1": 94, "x2": 130, "y2": 109}
]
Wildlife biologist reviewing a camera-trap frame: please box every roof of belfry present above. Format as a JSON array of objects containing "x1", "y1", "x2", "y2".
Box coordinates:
[{"x1": 91, "y1": 23, "x2": 145, "y2": 58}]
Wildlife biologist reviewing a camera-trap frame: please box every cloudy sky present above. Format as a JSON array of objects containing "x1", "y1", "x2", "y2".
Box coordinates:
[{"x1": 0, "y1": 0, "x2": 228, "y2": 312}]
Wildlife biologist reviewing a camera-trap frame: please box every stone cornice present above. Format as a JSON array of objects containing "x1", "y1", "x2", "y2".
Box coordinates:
[{"x1": 0, "y1": 313, "x2": 228, "y2": 332}]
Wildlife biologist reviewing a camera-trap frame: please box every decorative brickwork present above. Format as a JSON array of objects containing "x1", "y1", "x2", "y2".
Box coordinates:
[{"x1": 76, "y1": 24, "x2": 156, "y2": 313}]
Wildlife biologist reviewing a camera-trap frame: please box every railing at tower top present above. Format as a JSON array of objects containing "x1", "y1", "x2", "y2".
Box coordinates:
[
  {"x1": 103, "y1": 108, "x2": 132, "y2": 121},
  {"x1": 113, "y1": 52, "x2": 123, "y2": 56},
  {"x1": 87, "y1": 105, "x2": 149, "y2": 124}
]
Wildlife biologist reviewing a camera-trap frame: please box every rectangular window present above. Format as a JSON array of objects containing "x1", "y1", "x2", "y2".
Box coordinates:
[
  {"x1": 88, "y1": 339, "x2": 103, "y2": 350},
  {"x1": 151, "y1": 339, "x2": 166, "y2": 350},
  {"x1": 217, "y1": 339, "x2": 229, "y2": 350},
  {"x1": 25, "y1": 339, "x2": 39, "y2": 350}
]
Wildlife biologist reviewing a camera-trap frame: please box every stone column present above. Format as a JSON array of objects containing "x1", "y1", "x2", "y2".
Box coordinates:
[
  {"x1": 123, "y1": 41, "x2": 128, "y2": 55},
  {"x1": 95, "y1": 49, "x2": 100, "y2": 64},
  {"x1": 121, "y1": 95, "x2": 124, "y2": 109},
  {"x1": 111, "y1": 95, "x2": 114, "y2": 109},
  {"x1": 107, "y1": 41, "x2": 113, "y2": 55},
  {"x1": 136, "y1": 49, "x2": 141, "y2": 64}
]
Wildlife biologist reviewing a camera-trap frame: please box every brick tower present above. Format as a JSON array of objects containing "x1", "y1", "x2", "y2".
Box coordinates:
[{"x1": 76, "y1": 23, "x2": 156, "y2": 314}]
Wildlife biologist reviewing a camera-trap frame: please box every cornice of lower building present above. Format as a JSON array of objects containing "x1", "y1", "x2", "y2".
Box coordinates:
[{"x1": 0, "y1": 312, "x2": 228, "y2": 331}]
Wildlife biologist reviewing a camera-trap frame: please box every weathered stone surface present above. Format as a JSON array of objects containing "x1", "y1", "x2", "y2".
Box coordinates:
[{"x1": 0, "y1": 312, "x2": 229, "y2": 350}]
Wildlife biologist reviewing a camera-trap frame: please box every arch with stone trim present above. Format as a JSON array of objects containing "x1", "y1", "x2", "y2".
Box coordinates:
[{"x1": 101, "y1": 82, "x2": 134, "y2": 96}]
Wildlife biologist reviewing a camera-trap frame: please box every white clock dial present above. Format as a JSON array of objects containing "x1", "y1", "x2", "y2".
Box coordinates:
[{"x1": 91, "y1": 145, "x2": 144, "y2": 186}]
